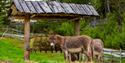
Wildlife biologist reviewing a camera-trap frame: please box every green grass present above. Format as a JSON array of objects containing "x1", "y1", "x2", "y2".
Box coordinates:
[
  {"x1": 104, "y1": 54, "x2": 125, "y2": 63},
  {"x1": 0, "y1": 32, "x2": 3, "y2": 34},
  {"x1": 122, "y1": 58, "x2": 125, "y2": 63},
  {"x1": 0, "y1": 38, "x2": 65, "y2": 63},
  {"x1": 30, "y1": 52, "x2": 64, "y2": 63},
  {"x1": 0, "y1": 38, "x2": 125, "y2": 63},
  {"x1": 0, "y1": 38, "x2": 24, "y2": 63}
]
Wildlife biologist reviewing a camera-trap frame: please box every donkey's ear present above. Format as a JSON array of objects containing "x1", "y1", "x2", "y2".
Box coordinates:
[
  {"x1": 49, "y1": 32, "x2": 57, "y2": 35},
  {"x1": 56, "y1": 35, "x2": 62, "y2": 41},
  {"x1": 53, "y1": 33, "x2": 57, "y2": 35},
  {"x1": 56, "y1": 35, "x2": 63, "y2": 39},
  {"x1": 53, "y1": 32, "x2": 57, "y2": 35},
  {"x1": 48, "y1": 30, "x2": 55, "y2": 35}
]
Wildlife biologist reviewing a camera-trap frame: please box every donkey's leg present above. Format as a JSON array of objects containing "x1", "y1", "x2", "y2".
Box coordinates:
[
  {"x1": 63, "y1": 52, "x2": 66, "y2": 60},
  {"x1": 68, "y1": 53, "x2": 72, "y2": 63},
  {"x1": 86, "y1": 47, "x2": 93, "y2": 62},
  {"x1": 87, "y1": 42, "x2": 93, "y2": 62},
  {"x1": 98, "y1": 53, "x2": 103, "y2": 63},
  {"x1": 79, "y1": 52, "x2": 83, "y2": 63},
  {"x1": 64, "y1": 50, "x2": 69, "y2": 62},
  {"x1": 98, "y1": 55, "x2": 101, "y2": 63},
  {"x1": 75, "y1": 53, "x2": 79, "y2": 61},
  {"x1": 71, "y1": 53, "x2": 77, "y2": 62}
]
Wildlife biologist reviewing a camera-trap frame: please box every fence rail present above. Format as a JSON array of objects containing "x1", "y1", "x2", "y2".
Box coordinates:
[
  {"x1": 0, "y1": 28, "x2": 24, "y2": 40},
  {"x1": 103, "y1": 48, "x2": 125, "y2": 63}
]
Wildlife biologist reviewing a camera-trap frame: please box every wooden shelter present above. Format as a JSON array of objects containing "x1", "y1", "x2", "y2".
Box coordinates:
[{"x1": 8, "y1": 0, "x2": 99, "y2": 60}]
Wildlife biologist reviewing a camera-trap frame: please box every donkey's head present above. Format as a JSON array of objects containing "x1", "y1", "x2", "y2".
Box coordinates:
[
  {"x1": 49, "y1": 34, "x2": 64, "y2": 47},
  {"x1": 49, "y1": 34, "x2": 57, "y2": 47}
]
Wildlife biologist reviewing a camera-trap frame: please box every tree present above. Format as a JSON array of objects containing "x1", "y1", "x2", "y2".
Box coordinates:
[
  {"x1": 0, "y1": 0, "x2": 11, "y2": 27},
  {"x1": 108, "y1": 0, "x2": 125, "y2": 32}
]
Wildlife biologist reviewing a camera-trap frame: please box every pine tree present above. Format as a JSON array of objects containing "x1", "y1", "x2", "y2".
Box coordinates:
[{"x1": 0, "y1": 0, "x2": 11, "y2": 27}]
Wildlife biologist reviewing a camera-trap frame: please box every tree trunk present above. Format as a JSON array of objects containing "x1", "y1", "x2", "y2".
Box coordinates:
[
  {"x1": 117, "y1": 14, "x2": 122, "y2": 32},
  {"x1": 107, "y1": 0, "x2": 110, "y2": 13},
  {"x1": 117, "y1": 0, "x2": 122, "y2": 32}
]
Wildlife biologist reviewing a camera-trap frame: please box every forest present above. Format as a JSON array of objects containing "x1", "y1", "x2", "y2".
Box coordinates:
[{"x1": 0, "y1": 0, "x2": 125, "y2": 50}]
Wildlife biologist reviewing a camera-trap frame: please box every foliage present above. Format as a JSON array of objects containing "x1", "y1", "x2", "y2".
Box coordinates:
[
  {"x1": 31, "y1": 21, "x2": 74, "y2": 36},
  {"x1": 0, "y1": 15, "x2": 5, "y2": 27},
  {"x1": 62, "y1": 0, "x2": 90, "y2": 4},
  {"x1": 90, "y1": 0, "x2": 102, "y2": 10},
  {"x1": 80, "y1": 13, "x2": 125, "y2": 49},
  {"x1": 57, "y1": 22, "x2": 74, "y2": 36},
  {"x1": 31, "y1": 21, "x2": 61, "y2": 34},
  {"x1": 0, "y1": 0, "x2": 11, "y2": 27}
]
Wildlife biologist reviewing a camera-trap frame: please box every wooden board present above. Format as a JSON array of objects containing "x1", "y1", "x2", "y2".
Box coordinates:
[
  {"x1": 81, "y1": 5, "x2": 93, "y2": 15},
  {"x1": 60, "y1": 3, "x2": 75, "y2": 14},
  {"x1": 76, "y1": 4, "x2": 87, "y2": 15},
  {"x1": 11, "y1": 0, "x2": 99, "y2": 16},
  {"x1": 25, "y1": 1, "x2": 37, "y2": 13},
  {"x1": 69, "y1": 3, "x2": 82, "y2": 14},
  {"x1": 50, "y1": 1, "x2": 65, "y2": 13},
  {"x1": 38, "y1": 2, "x2": 52, "y2": 13},
  {"x1": 87, "y1": 5, "x2": 99, "y2": 16},
  {"x1": 11, "y1": 5, "x2": 18, "y2": 15},
  {"x1": 13, "y1": 0, "x2": 24, "y2": 12},
  {"x1": 47, "y1": 2, "x2": 59, "y2": 13},
  {"x1": 31, "y1": 1, "x2": 44, "y2": 13},
  {"x1": 18, "y1": 0, "x2": 30, "y2": 13}
]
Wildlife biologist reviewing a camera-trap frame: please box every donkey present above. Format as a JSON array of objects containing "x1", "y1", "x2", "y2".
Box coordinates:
[
  {"x1": 49, "y1": 34, "x2": 93, "y2": 63},
  {"x1": 92, "y1": 39, "x2": 104, "y2": 62}
]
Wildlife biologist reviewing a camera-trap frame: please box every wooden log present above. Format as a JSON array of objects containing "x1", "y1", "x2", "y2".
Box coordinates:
[
  {"x1": 74, "y1": 19, "x2": 80, "y2": 36},
  {"x1": 24, "y1": 15, "x2": 30, "y2": 60}
]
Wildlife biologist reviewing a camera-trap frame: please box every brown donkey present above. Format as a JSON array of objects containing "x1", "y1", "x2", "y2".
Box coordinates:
[
  {"x1": 49, "y1": 34, "x2": 93, "y2": 63},
  {"x1": 92, "y1": 39, "x2": 104, "y2": 62}
]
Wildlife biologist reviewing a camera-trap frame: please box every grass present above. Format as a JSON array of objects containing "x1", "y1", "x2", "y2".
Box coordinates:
[
  {"x1": 0, "y1": 38, "x2": 65, "y2": 63},
  {"x1": 104, "y1": 54, "x2": 125, "y2": 63},
  {"x1": 0, "y1": 38, "x2": 125, "y2": 63},
  {"x1": 0, "y1": 38, "x2": 24, "y2": 63},
  {"x1": 30, "y1": 52, "x2": 64, "y2": 63},
  {"x1": 122, "y1": 58, "x2": 125, "y2": 63},
  {"x1": 0, "y1": 32, "x2": 3, "y2": 34}
]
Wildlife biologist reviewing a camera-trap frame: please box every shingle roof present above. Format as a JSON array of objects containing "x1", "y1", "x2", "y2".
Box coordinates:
[{"x1": 12, "y1": 0, "x2": 99, "y2": 16}]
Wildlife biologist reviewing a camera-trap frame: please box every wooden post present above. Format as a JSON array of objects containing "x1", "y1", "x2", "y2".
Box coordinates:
[
  {"x1": 74, "y1": 19, "x2": 80, "y2": 36},
  {"x1": 120, "y1": 49, "x2": 121, "y2": 63},
  {"x1": 24, "y1": 15, "x2": 30, "y2": 60}
]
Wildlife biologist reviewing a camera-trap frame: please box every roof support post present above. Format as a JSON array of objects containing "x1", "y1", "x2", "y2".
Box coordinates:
[
  {"x1": 24, "y1": 15, "x2": 30, "y2": 61},
  {"x1": 74, "y1": 19, "x2": 80, "y2": 36}
]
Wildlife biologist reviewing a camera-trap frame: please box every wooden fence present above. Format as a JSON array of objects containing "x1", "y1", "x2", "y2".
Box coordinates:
[
  {"x1": 0, "y1": 28, "x2": 23, "y2": 40},
  {"x1": 103, "y1": 49, "x2": 125, "y2": 63}
]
